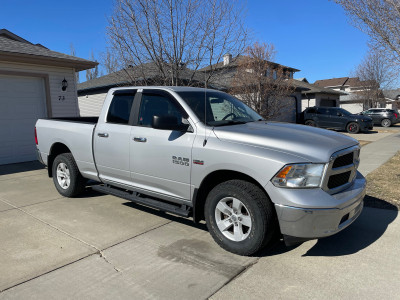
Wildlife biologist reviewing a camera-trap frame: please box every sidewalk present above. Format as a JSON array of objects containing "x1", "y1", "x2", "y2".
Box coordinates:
[{"x1": 358, "y1": 130, "x2": 400, "y2": 176}]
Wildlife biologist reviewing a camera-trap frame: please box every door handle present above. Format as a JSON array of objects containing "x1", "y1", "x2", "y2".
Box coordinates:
[
  {"x1": 133, "y1": 137, "x2": 147, "y2": 142},
  {"x1": 97, "y1": 133, "x2": 109, "y2": 138}
]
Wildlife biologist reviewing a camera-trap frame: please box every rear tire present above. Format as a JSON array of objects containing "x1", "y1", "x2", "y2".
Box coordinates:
[
  {"x1": 52, "y1": 153, "x2": 86, "y2": 197},
  {"x1": 305, "y1": 120, "x2": 316, "y2": 127},
  {"x1": 381, "y1": 118, "x2": 391, "y2": 127},
  {"x1": 346, "y1": 122, "x2": 360, "y2": 133},
  {"x1": 204, "y1": 180, "x2": 278, "y2": 256}
]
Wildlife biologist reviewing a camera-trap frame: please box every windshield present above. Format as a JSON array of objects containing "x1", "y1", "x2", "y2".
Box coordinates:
[{"x1": 176, "y1": 90, "x2": 263, "y2": 126}]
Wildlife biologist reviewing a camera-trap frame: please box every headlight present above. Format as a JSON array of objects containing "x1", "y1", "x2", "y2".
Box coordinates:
[{"x1": 272, "y1": 163, "x2": 325, "y2": 188}]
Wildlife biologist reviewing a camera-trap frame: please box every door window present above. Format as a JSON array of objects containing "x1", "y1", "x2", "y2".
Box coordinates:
[
  {"x1": 107, "y1": 94, "x2": 135, "y2": 124},
  {"x1": 138, "y1": 93, "x2": 183, "y2": 127},
  {"x1": 318, "y1": 108, "x2": 332, "y2": 115}
]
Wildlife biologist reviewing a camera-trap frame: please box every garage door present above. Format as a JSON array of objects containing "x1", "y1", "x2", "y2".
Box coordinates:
[
  {"x1": 0, "y1": 74, "x2": 47, "y2": 165},
  {"x1": 320, "y1": 99, "x2": 336, "y2": 107}
]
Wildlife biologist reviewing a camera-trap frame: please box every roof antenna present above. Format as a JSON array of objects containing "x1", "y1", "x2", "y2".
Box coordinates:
[{"x1": 203, "y1": 72, "x2": 208, "y2": 147}]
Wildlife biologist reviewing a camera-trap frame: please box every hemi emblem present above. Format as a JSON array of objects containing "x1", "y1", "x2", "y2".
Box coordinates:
[{"x1": 193, "y1": 160, "x2": 204, "y2": 165}]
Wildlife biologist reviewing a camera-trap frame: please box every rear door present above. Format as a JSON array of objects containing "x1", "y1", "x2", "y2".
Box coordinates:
[
  {"x1": 315, "y1": 107, "x2": 333, "y2": 128},
  {"x1": 94, "y1": 90, "x2": 137, "y2": 186},
  {"x1": 129, "y1": 90, "x2": 195, "y2": 201}
]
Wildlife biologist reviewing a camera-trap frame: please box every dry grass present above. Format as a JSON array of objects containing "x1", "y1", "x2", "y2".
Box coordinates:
[
  {"x1": 358, "y1": 140, "x2": 371, "y2": 147},
  {"x1": 364, "y1": 151, "x2": 400, "y2": 210}
]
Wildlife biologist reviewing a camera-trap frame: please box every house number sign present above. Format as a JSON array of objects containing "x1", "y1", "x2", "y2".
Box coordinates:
[{"x1": 58, "y1": 96, "x2": 66, "y2": 101}]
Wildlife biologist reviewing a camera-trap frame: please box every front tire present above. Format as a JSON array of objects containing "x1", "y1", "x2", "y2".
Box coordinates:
[
  {"x1": 52, "y1": 153, "x2": 86, "y2": 197},
  {"x1": 381, "y1": 118, "x2": 391, "y2": 127},
  {"x1": 305, "y1": 120, "x2": 316, "y2": 127},
  {"x1": 204, "y1": 180, "x2": 278, "y2": 256},
  {"x1": 346, "y1": 122, "x2": 360, "y2": 133}
]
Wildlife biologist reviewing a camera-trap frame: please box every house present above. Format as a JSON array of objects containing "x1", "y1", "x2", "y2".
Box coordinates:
[
  {"x1": 0, "y1": 29, "x2": 97, "y2": 165},
  {"x1": 292, "y1": 78, "x2": 346, "y2": 111},
  {"x1": 78, "y1": 63, "x2": 206, "y2": 116},
  {"x1": 198, "y1": 54, "x2": 304, "y2": 123},
  {"x1": 313, "y1": 76, "x2": 391, "y2": 113},
  {"x1": 78, "y1": 54, "x2": 305, "y2": 123}
]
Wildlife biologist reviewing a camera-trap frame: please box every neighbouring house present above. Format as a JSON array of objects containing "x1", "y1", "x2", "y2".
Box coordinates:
[
  {"x1": 292, "y1": 78, "x2": 346, "y2": 111},
  {"x1": 313, "y1": 76, "x2": 393, "y2": 113},
  {"x1": 0, "y1": 29, "x2": 97, "y2": 165},
  {"x1": 197, "y1": 54, "x2": 304, "y2": 123},
  {"x1": 77, "y1": 63, "x2": 206, "y2": 116},
  {"x1": 78, "y1": 54, "x2": 305, "y2": 123},
  {"x1": 383, "y1": 89, "x2": 400, "y2": 110}
]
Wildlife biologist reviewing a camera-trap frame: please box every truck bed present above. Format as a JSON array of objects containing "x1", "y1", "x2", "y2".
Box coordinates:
[{"x1": 35, "y1": 118, "x2": 99, "y2": 181}]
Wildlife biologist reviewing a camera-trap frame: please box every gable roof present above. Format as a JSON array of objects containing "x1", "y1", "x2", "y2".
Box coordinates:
[
  {"x1": 0, "y1": 29, "x2": 97, "y2": 71},
  {"x1": 383, "y1": 89, "x2": 400, "y2": 100},
  {"x1": 313, "y1": 77, "x2": 349, "y2": 88},
  {"x1": 198, "y1": 55, "x2": 300, "y2": 73},
  {"x1": 292, "y1": 79, "x2": 346, "y2": 96},
  {"x1": 78, "y1": 63, "x2": 208, "y2": 92},
  {"x1": 314, "y1": 77, "x2": 378, "y2": 89}
]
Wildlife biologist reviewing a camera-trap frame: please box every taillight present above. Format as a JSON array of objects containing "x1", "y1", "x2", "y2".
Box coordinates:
[
  {"x1": 34, "y1": 127, "x2": 38, "y2": 145},
  {"x1": 395, "y1": 113, "x2": 398, "y2": 118}
]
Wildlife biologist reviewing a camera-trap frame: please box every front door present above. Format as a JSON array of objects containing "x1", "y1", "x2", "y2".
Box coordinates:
[{"x1": 130, "y1": 90, "x2": 195, "y2": 201}]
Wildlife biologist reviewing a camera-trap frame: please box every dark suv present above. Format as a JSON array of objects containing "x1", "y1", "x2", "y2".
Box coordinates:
[
  {"x1": 359, "y1": 108, "x2": 399, "y2": 127},
  {"x1": 303, "y1": 106, "x2": 373, "y2": 133}
]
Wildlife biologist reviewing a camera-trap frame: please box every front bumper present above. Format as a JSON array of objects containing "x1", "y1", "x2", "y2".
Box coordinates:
[
  {"x1": 266, "y1": 172, "x2": 366, "y2": 239},
  {"x1": 360, "y1": 121, "x2": 373, "y2": 131}
]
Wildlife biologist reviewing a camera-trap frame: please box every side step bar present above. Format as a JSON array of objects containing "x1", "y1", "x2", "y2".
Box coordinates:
[{"x1": 91, "y1": 184, "x2": 191, "y2": 218}]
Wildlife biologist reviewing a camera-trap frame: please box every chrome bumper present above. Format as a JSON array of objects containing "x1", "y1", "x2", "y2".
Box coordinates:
[{"x1": 270, "y1": 173, "x2": 366, "y2": 239}]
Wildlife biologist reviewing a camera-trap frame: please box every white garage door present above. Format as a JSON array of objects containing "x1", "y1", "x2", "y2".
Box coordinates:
[{"x1": 0, "y1": 74, "x2": 47, "y2": 165}]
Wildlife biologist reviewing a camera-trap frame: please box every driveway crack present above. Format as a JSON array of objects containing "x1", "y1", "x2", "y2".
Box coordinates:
[{"x1": 0, "y1": 196, "x2": 123, "y2": 273}]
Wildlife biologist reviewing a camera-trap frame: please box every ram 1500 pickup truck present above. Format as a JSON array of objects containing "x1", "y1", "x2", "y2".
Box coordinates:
[{"x1": 35, "y1": 86, "x2": 366, "y2": 255}]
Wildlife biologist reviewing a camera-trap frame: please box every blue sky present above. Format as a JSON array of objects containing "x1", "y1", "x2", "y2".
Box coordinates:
[{"x1": 1, "y1": 0, "x2": 369, "y2": 83}]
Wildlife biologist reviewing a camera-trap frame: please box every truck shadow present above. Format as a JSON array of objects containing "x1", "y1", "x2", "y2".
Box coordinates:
[
  {"x1": 0, "y1": 161, "x2": 44, "y2": 176},
  {"x1": 261, "y1": 196, "x2": 398, "y2": 258}
]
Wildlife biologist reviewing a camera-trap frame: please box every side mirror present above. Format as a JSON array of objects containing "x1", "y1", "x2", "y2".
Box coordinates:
[{"x1": 152, "y1": 115, "x2": 189, "y2": 131}]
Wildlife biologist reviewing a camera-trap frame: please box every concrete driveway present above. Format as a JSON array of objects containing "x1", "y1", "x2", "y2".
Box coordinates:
[{"x1": 0, "y1": 139, "x2": 400, "y2": 299}]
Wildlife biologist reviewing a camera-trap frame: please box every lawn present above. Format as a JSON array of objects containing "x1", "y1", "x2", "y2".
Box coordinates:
[{"x1": 364, "y1": 151, "x2": 400, "y2": 210}]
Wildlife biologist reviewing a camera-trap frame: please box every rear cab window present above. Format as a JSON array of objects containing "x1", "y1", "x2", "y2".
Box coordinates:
[{"x1": 107, "y1": 91, "x2": 136, "y2": 125}]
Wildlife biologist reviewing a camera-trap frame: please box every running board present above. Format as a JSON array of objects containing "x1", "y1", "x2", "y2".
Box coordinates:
[{"x1": 91, "y1": 184, "x2": 191, "y2": 218}]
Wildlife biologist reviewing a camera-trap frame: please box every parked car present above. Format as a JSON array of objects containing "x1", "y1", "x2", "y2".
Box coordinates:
[
  {"x1": 303, "y1": 106, "x2": 373, "y2": 133},
  {"x1": 359, "y1": 108, "x2": 399, "y2": 127},
  {"x1": 35, "y1": 87, "x2": 366, "y2": 256}
]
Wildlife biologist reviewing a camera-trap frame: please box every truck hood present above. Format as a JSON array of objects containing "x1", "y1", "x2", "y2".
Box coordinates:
[{"x1": 213, "y1": 121, "x2": 358, "y2": 163}]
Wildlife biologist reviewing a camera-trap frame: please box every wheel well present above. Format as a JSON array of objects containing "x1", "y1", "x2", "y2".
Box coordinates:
[
  {"x1": 47, "y1": 143, "x2": 71, "y2": 177},
  {"x1": 192, "y1": 170, "x2": 267, "y2": 223}
]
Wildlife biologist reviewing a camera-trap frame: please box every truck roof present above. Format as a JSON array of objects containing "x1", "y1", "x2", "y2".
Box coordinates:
[{"x1": 110, "y1": 86, "x2": 220, "y2": 93}]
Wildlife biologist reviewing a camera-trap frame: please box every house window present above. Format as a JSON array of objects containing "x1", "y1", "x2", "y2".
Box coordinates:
[{"x1": 273, "y1": 70, "x2": 277, "y2": 80}]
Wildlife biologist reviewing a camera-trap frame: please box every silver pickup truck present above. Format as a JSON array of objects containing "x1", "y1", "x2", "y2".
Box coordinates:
[{"x1": 35, "y1": 86, "x2": 366, "y2": 255}]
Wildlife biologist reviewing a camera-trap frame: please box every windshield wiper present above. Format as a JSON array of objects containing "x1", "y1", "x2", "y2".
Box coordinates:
[{"x1": 214, "y1": 120, "x2": 249, "y2": 127}]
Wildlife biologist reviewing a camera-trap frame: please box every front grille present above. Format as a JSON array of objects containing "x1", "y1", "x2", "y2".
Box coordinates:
[
  {"x1": 332, "y1": 152, "x2": 354, "y2": 168},
  {"x1": 328, "y1": 171, "x2": 351, "y2": 189},
  {"x1": 323, "y1": 146, "x2": 359, "y2": 194}
]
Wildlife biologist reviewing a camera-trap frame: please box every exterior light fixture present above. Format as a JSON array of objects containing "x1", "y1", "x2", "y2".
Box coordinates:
[{"x1": 62, "y1": 78, "x2": 68, "y2": 91}]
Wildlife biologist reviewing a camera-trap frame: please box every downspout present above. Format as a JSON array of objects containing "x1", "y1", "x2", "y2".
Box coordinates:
[{"x1": 289, "y1": 95, "x2": 299, "y2": 123}]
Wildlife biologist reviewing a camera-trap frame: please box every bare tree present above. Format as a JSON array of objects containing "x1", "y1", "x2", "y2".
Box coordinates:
[
  {"x1": 230, "y1": 42, "x2": 296, "y2": 120},
  {"x1": 106, "y1": 0, "x2": 248, "y2": 86},
  {"x1": 101, "y1": 48, "x2": 120, "y2": 75},
  {"x1": 86, "y1": 51, "x2": 99, "y2": 81},
  {"x1": 70, "y1": 43, "x2": 80, "y2": 83},
  {"x1": 335, "y1": 0, "x2": 400, "y2": 66},
  {"x1": 353, "y1": 47, "x2": 396, "y2": 109}
]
